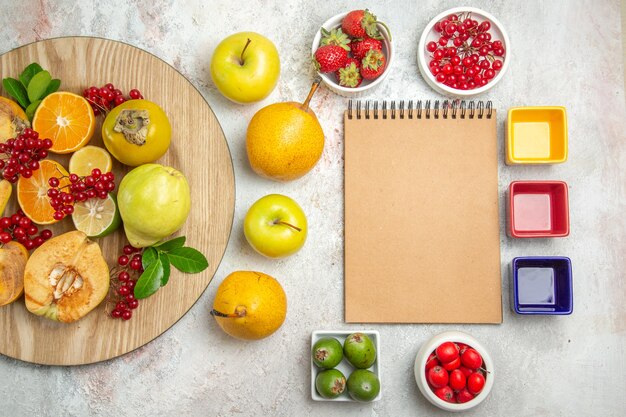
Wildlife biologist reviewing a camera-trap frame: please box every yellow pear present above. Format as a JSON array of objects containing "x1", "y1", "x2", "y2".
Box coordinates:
[
  {"x1": 246, "y1": 79, "x2": 324, "y2": 181},
  {"x1": 211, "y1": 271, "x2": 287, "y2": 340}
]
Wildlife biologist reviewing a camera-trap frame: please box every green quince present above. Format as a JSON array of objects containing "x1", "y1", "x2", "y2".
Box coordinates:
[{"x1": 118, "y1": 164, "x2": 191, "y2": 248}]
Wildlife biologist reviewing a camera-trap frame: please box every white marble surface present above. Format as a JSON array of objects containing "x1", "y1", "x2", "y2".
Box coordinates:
[{"x1": 1, "y1": 0, "x2": 625, "y2": 416}]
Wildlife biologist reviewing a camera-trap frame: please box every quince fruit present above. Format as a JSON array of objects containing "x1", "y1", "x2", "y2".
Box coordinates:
[
  {"x1": 24, "y1": 231, "x2": 109, "y2": 322},
  {"x1": 118, "y1": 164, "x2": 190, "y2": 248},
  {"x1": 0, "y1": 241, "x2": 29, "y2": 307}
]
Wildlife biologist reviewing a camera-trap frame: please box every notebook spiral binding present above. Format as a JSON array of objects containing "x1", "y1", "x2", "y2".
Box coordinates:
[{"x1": 347, "y1": 100, "x2": 493, "y2": 120}]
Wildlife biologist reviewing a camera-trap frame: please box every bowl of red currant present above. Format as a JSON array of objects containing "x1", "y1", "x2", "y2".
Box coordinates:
[
  {"x1": 418, "y1": 7, "x2": 510, "y2": 96},
  {"x1": 414, "y1": 331, "x2": 494, "y2": 411}
]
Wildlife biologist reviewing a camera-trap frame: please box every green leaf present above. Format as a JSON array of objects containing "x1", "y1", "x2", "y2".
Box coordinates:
[
  {"x1": 153, "y1": 236, "x2": 186, "y2": 253},
  {"x1": 159, "y1": 253, "x2": 171, "y2": 286},
  {"x1": 24, "y1": 100, "x2": 41, "y2": 122},
  {"x1": 167, "y1": 247, "x2": 208, "y2": 273},
  {"x1": 141, "y1": 247, "x2": 158, "y2": 269},
  {"x1": 26, "y1": 70, "x2": 51, "y2": 103},
  {"x1": 42, "y1": 79, "x2": 60, "y2": 97},
  {"x1": 19, "y1": 63, "x2": 43, "y2": 89},
  {"x1": 2, "y1": 78, "x2": 29, "y2": 108},
  {"x1": 134, "y1": 258, "x2": 164, "y2": 299}
]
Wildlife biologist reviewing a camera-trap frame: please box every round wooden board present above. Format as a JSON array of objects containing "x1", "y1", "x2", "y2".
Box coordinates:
[{"x1": 0, "y1": 37, "x2": 235, "y2": 365}]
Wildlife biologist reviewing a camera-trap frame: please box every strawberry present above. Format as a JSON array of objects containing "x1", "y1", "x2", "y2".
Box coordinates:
[
  {"x1": 360, "y1": 49, "x2": 386, "y2": 80},
  {"x1": 335, "y1": 58, "x2": 362, "y2": 88},
  {"x1": 351, "y1": 37, "x2": 383, "y2": 61},
  {"x1": 313, "y1": 45, "x2": 348, "y2": 73},
  {"x1": 320, "y1": 27, "x2": 351, "y2": 51},
  {"x1": 341, "y1": 9, "x2": 390, "y2": 40}
]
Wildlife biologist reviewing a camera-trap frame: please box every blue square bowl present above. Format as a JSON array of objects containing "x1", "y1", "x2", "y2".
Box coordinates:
[{"x1": 511, "y1": 257, "x2": 573, "y2": 315}]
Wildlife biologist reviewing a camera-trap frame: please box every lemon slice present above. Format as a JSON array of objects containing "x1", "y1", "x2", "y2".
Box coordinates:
[
  {"x1": 72, "y1": 193, "x2": 121, "y2": 237},
  {"x1": 69, "y1": 145, "x2": 113, "y2": 177}
]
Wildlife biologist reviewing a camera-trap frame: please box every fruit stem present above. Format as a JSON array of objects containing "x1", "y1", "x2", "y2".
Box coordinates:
[
  {"x1": 211, "y1": 307, "x2": 246, "y2": 318},
  {"x1": 275, "y1": 220, "x2": 302, "y2": 232},
  {"x1": 239, "y1": 38, "x2": 252, "y2": 65},
  {"x1": 301, "y1": 77, "x2": 322, "y2": 111}
]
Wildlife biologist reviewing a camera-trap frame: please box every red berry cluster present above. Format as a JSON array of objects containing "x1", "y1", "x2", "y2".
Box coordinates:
[
  {"x1": 426, "y1": 13, "x2": 505, "y2": 90},
  {"x1": 109, "y1": 244, "x2": 144, "y2": 320},
  {"x1": 47, "y1": 169, "x2": 116, "y2": 221},
  {"x1": 425, "y1": 341, "x2": 487, "y2": 404},
  {"x1": 0, "y1": 209, "x2": 52, "y2": 249},
  {"x1": 82, "y1": 83, "x2": 144, "y2": 116},
  {"x1": 0, "y1": 129, "x2": 52, "y2": 183}
]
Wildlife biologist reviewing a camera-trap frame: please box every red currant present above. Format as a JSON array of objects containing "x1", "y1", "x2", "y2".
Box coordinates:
[
  {"x1": 0, "y1": 232, "x2": 11, "y2": 243},
  {"x1": 118, "y1": 255, "x2": 130, "y2": 266},
  {"x1": 129, "y1": 89, "x2": 142, "y2": 99}
]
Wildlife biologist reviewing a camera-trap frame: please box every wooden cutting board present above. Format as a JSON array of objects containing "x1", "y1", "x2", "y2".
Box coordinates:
[{"x1": 0, "y1": 37, "x2": 235, "y2": 365}]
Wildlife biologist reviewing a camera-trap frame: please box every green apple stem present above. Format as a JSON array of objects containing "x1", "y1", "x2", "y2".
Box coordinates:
[
  {"x1": 275, "y1": 220, "x2": 302, "y2": 232},
  {"x1": 239, "y1": 38, "x2": 252, "y2": 65},
  {"x1": 301, "y1": 77, "x2": 322, "y2": 111}
]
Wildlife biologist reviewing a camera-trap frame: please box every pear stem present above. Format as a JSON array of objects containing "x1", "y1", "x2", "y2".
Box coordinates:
[
  {"x1": 211, "y1": 308, "x2": 246, "y2": 318},
  {"x1": 302, "y1": 77, "x2": 322, "y2": 111},
  {"x1": 275, "y1": 220, "x2": 302, "y2": 232},
  {"x1": 239, "y1": 38, "x2": 252, "y2": 65}
]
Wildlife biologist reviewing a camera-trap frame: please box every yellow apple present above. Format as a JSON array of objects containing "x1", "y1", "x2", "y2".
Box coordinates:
[
  {"x1": 244, "y1": 194, "x2": 307, "y2": 258},
  {"x1": 210, "y1": 32, "x2": 280, "y2": 104}
]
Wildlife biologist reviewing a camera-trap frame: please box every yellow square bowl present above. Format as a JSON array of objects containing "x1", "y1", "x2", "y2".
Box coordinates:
[{"x1": 506, "y1": 106, "x2": 568, "y2": 164}]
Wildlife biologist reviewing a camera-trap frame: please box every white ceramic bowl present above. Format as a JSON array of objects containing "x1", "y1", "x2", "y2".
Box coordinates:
[
  {"x1": 417, "y1": 7, "x2": 510, "y2": 97},
  {"x1": 311, "y1": 330, "x2": 381, "y2": 402},
  {"x1": 414, "y1": 331, "x2": 494, "y2": 412},
  {"x1": 311, "y1": 12, "x2": 393, "y2": 97}
]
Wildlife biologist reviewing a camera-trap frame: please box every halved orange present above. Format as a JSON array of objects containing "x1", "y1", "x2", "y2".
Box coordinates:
[
  {"x1": 17, "y1": 159, "x2": 70, "y2": 225},
  {"x1": 32, "y1": 92, "x2": 95, "y2": 154}
]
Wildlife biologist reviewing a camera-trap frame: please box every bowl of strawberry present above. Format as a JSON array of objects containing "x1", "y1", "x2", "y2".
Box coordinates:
[
  {"x1": 414, "y1": 331, "x2": 494, "y2": 411},
  {"x1": 311, "y1": 9, "x2": 393, "y2": 96},
  {"x1": 418, "y1": 7, "x2": 510, "y2": 96}
]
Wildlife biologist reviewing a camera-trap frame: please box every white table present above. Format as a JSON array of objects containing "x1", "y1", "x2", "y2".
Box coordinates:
[{"x1": 1, "y1": 1, "x2": 624, "y2": 416}]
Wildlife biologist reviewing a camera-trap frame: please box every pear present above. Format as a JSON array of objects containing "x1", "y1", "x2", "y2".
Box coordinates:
[{"x1": 246, "y1": 79, "x2": 324, "y2": 181}]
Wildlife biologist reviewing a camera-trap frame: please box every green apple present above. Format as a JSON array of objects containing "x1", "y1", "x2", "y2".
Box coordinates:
[
  {"x1": 210, "y1": 32, "x2": 280, "y2": 104},
  {"x1": 244, "y1": 194, "x2": 307, "y2": 258}
]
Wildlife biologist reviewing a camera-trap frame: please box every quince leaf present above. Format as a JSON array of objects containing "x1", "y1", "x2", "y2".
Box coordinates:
[
  {"x1": 159, "y1": 253, "x2": 170, "y2": 286},
  {"x1": 141, "y1": 247, "x2": 158, "y2": 269},
  {"x1": 134, "y1": 258, "x2": 164, "y2": 299},
  {"x1": 153, "y1": 236, "x2": 186, "y2": 253},
  {"x1": 167, "y1": 247, "x2": 208, "y2": 273}
]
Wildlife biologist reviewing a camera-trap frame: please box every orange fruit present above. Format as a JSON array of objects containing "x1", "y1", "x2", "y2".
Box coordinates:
[
  {"x1": 0, "y1": 96, "x2": 29, "y2": 143},
  {"x1": 17, "y1": 159, "x2": 69, "y2": 225},
  {"x1": 32, "y1": 92, "x2": 95, "y2": 154}
]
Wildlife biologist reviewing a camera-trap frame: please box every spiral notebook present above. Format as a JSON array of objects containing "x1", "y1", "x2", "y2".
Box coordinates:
[{"x1": 344, "y1": 100, "x2": 502, "y2": 324}]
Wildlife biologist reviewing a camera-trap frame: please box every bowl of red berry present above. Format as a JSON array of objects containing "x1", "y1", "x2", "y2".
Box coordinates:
[
  {"x1": 418, "y1": 7, "x2": 510, "y2": 96},
  {"x1": 414, "y1": 331, "x2": 494, "y2": 411},
  {"x1": 311, "y1": 9, "x2": 393, "y2": 97}
]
